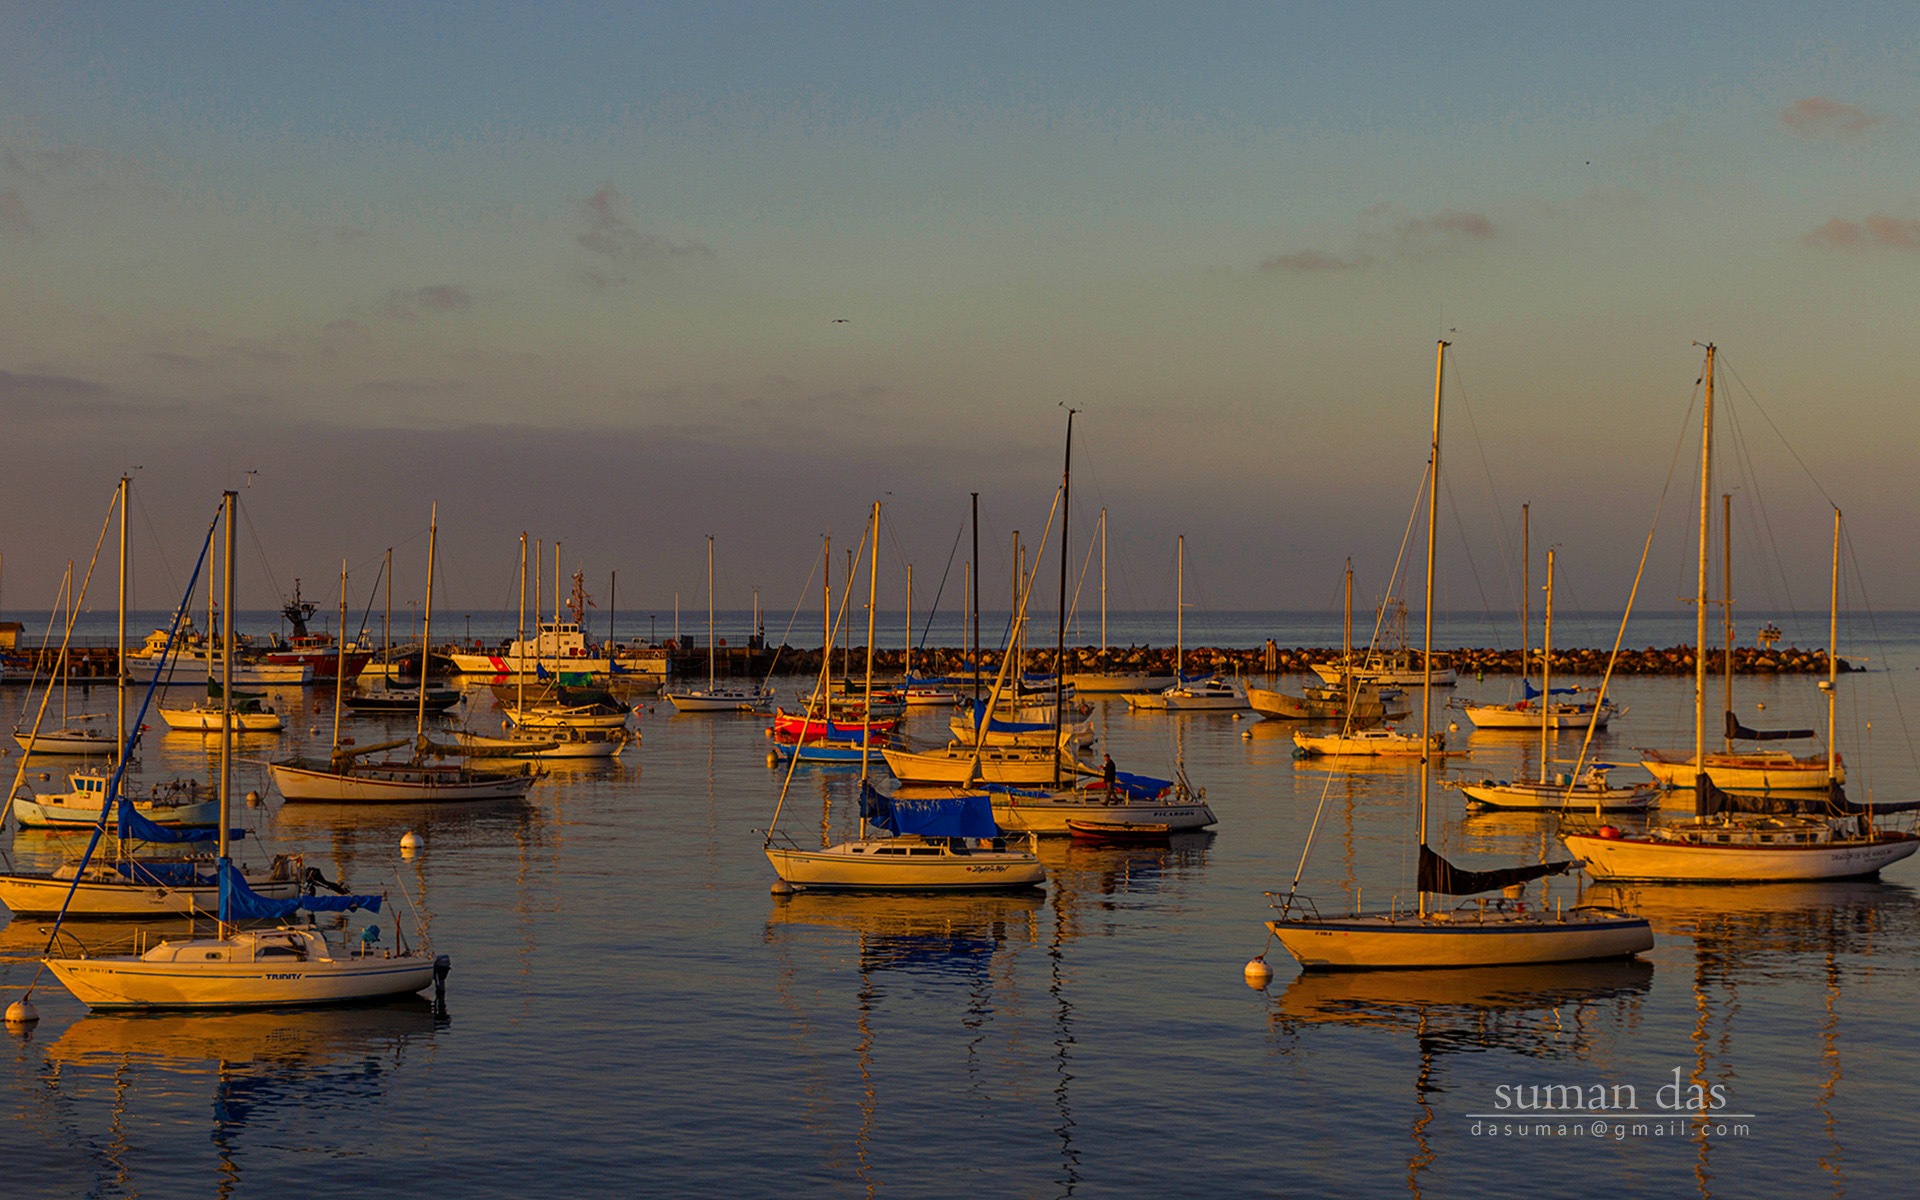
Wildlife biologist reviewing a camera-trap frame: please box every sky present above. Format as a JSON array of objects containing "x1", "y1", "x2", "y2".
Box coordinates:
[{"x1": 3, "y1": 2, "x2": 1918, "y2": 629}]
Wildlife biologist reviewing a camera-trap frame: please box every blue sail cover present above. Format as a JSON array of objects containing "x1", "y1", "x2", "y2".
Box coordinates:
[
  {"x1": 116, "y1": 796, "x2": 240, "y2": 844},
  {"x1": 859, "y1": 785, "x2": 1001, "y2": 839},
  {"x1": 985, "y1": 770, "x2": 1172, "y2": 803},
  {"x1": 218, "y1": 859, "x2": 382, "y2": 922},
  {"x1": 1523, "y1": 681, "x2": 1581, "y2": 699}
]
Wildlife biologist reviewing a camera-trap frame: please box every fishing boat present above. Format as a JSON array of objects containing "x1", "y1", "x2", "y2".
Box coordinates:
[
  {"x1": 269, "y1": 507, "x2": 538, "y2": 804},
  {"x1": 664, "y1": 536, "x2": 771, "y2": 712},
  {"x1": 260, "y1": 581, "x2": 374, "y2": 682},
  {"x1": 762, "y1": 501, "x2": 1045, "y2": 891},
  {"x1": 1123, "y1": 536, "x2": 1249, "y2": 711},
  {"x1": 1564, "y1": 495, "x2": 1920, "y2": 881},
  {"x1": 9, "y1": 770, "x2": 223, "y2": 829},
  {"x1": 157, "y1": 681, "x2": 286, "y2": 732},
  {"x1": 1265, "y1": 341, "x2": 1653, "y2": 970}
]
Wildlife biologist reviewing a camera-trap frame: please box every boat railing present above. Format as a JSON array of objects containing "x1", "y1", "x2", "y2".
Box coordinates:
[{"x1": 1263, "y1": 890, "x2": 1320, "y2": 919}]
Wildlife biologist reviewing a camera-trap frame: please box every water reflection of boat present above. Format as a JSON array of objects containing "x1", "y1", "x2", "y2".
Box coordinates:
[
  {"x1": 1273, "y1": 958, "x2": 1655, "y2": 1035},
  {"x1": 47, "y1": 996, "x2": 445, "y2": 1068},
  {"x1": 1581, "y1": 878, "x2": 1920, "y2": 952}
]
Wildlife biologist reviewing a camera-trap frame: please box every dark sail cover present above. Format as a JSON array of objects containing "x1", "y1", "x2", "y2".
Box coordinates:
[
  {"x1": 1698, "y1": 775, "x2": 1920, "y2": 817},
  {"x1": 1726, "y1": 710, "x2": 1815, "y2": 742},
  {"x1": 218, "y1": 859, "x2": 382, "y2": 922},
  {"x1": 1417, "y1": 845, "x2": 1573, "y2": 896},
  {"x1": 859, "y1": 784, "x2": 1001, "y2": 839}
]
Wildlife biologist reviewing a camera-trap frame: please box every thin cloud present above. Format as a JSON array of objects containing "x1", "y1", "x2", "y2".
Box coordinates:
[
  {"x1": 1780, "y1": 97, "x2": 1886, "y2": 138},
  {"x1": 1259, "y1": 206, "x2": 1495, "y2": 275},
  {"x1": 1804, "y1": 215, "x2": 1920, "y2": 251},
  {"x1": 573, "y1": 183, "x2": 713, "y2": 287},
  {"x1": 0, "y1": 369, "x2": 118, "y2": 417},
  {"x1": 381, "y1": 285, "x2": 472, "y2": 321}
]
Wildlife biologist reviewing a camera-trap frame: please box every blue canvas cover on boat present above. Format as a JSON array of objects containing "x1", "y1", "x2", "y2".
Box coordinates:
[
  {"x1": 1522, "y1": 680, "x2": 1580, "y2": 699},
  {"x1": 217, "y1": 859, "x2": 382, "y2": 922},
  {"x1": 985, "y1": 770, "x2": 1171, "y2": 803},
  {"x1": 116, "y1": 796, "x2": 238, "y2": 844},
  {"x1": 116, "y1": 860, "x2": 214, "y2": 887},
  {"x1": 859, "y1": 785, "x2": 1001, "y2": 838}
]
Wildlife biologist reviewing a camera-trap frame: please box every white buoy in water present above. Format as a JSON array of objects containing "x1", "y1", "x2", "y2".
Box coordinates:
[
  {"x1": 1448, "y1": 721, "x2": 1459, "y2": 732},
  {"x1": 1244, "y1": 957, "x2": 1274, "y2": 988},
  {"x1": 400, "y1": 830, "x2": 423, "y2": 854},
  {"x1": 310, "y1": 726, "x2": 322, "y2": 735},
  {"x1": 245, "y1": 790, "x2": 261, "y2": 807},
  {"x1": 5, "y1": 998, "x2": 38, "y2": 1026},
  {"x1": 1241, "y1": 728, "x2": 1253, "y2": 739},
  {"x1": 766, "y1": 751, "x2": 779, "y2": 768},
  {"x1": 770, "y1": 879, "x2": 795, "y2": 896}
]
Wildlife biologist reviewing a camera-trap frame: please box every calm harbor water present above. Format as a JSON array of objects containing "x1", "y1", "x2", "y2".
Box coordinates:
[{"x1": 6, "y1": 610, "x2": 1920, "y2": 1196}]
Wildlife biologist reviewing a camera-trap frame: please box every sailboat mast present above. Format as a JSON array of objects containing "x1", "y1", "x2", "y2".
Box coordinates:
[
  {"x1": 706, "y1": 535, "x2": 716, "y2": 691},
  {"x1": 859, "y1": 502, "x2": 881, "y2": 831},
  {"x1": 971, "y1": 492, "x2": 981, "y2": 705},
  {"x1": 552, "y1": 541, "x2": 561, "y2": 679},
  {"x1": 821, "y1": 537, "x2": 831, "y2": 722},
  {"x1": 415, "y1": 504, "x2": 438, "y2": 746},
  {"x1": 116, "y1": 475, "x2": 128, "y2": 764},
  {"x1": 218, "y1": 490, "x2": 236, "y2": 865},
  {"x1": 1100, "y1": 507, "x2": 1108, "y2": 654},
  {"x1": 905, "y1": 564, "x2": 913, "y2": 681},
  {"x1": 331, "y1": 560, "x2": 348, "y2": 755},
  {"x1": 1521, "y1": 503, "x2": 1530, "y2": 683},
  {"x1": 517, "y1": 533, "x2": 528, "y2": 713},
  {"x1": 1722, "y1": 493, "x2": 1734, "y2": 753},
  {"x1": 1694, "y1": 344, "x2": 1715, "y2": 776},
  {"x1": 1342, "y1": 560, "x2": 1353, "y2": 711},
  {"x1": 1054, "y1": 409, "x2": 1075, "y2": 787},
  {"x1": 1176, "y1": 534, "x2": 1185, "y2": 682},
  {"x1": 1829, "y1": 507, "x2": 1840, "y2": 782},
  {"x1": 1417, "y1": 339, "x2": 1446, "y2": 918},
  {"x1": 1539, "y1": 549, "x2": 1553, "y2": 785}
]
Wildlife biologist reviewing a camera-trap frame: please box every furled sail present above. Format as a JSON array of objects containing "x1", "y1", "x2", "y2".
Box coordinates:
[{"x1": 1417, "y1": 845, "x2": 1573, "y2": 896}]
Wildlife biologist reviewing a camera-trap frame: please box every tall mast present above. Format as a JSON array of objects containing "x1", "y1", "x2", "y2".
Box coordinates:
[
  {"x1": 1539, "y1": 548, "x2": 1553, "y2": 784},
  {"x1": 1176, "y1": 534, "x2": 1185, "y2": 682},
  {"x1": 552, "y1": 541, "x2": 561, "y2": 679},
  {"x1": 115, "y1": 475, "x2": 128, "y2": 764},
  {"x1": 1099, "y1": 507, "x2": 1108, "y2": 654},
  {"x1": 971, "y1": 492, "x2": 981, "y2": 704},
  {"x1": 1342, "y1": 559, "x2": 1353, "y2": 710},
  {"x1": 1054, "y1": 409, "x2": 1075, "y2": 786},
  {"x1": 414, "y1": 504, "x2": 438, "y2": 747},
  {"x1": 1520, "y1": 503, "x2": 1530, "y2": 683},
  {"x1": 218, "y1": 490, "x2": 236, "y2": 866},
  {"x1": 1417, "y1": 340, "x2": 1446, "y2": 918},
  {"x1": 859, "y1": 502, "x2": 880, "y2": 825},
  {"x1": 905, "y1": 564, "x2": 913, "y2": 681},
  {"x1": 331, "y1": 560, "x2": 348, "y2": 756},
  {"x1": 1828, "y1": 508, "x2": 1841, "y2": 782},
  {"x1": 706, "y1": 535, "x2": 717, "y2": 691},
  {"x1": 821, "y1": 536, "x2": 831, "y2": 721},
  {"x1": 1721, "y1": 493, "x2": 1734, "y2": 753},
  {"x1": 517, "y1": 533, "x2": 528, "y2": 713},
  {"x1": 1694, "y1": 344, "x2": 1715, "y2": 776}
]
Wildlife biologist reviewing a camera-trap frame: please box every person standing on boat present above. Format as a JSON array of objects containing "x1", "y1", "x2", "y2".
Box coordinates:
[{"x1": 1103, "y1": 753, "x2": 1117, "y2": 790}]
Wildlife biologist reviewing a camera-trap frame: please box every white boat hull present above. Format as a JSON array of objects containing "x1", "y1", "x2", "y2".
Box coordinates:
[
  {"x1": 126, "y1": 660, "x2": 312, "y2": 685},
  {"x1": 991, "y1": 792, "x2": 1216, "y2": 835},
  {"x1": 1462, "y1": 704, "x2": 1611, "y2": 731},
  {"x1": 1267, "y1": 909, "x2": 1653, "y2": 969},
  {"x1": 0, "y1": 867, "x2": 302, "y2": 918},
  {"x1": 1457, "y1": 779, "x2": 1656, "y2": 812},
  {"x1": 1639, "y1": 751, "x2": 1842, "y2": 790},
  {"x1": 1562, "y1": 829, "x2": 1920, "y2": 882},
  {"x1": 663, "y1": 689, "x2": 768, "y2": 712},
  {"x1": 45, "y1": 927, "x2": 440, "y2": 1009},
  {"x1": 765, "y1": 839, "x2": 1046, "y2": 889},
  {"x1": 1122, "y1": 680, "x2": 1248, "y2": 711},
  {"x1": 881, "y1": 745, "x2": 1090, "y2": 785},
  {"x1": 157, "y1": 708, "x2": 285, "y2": 732},
  {"x1": 270, "y1": 760, "x2": 537, "y2": 803},
  {"x1": 12, "y1": 796, "x2": 223, "y2": 828},
  {"x1": 1064, "y1": 672, "x2": 1174, "y2": 694},
  {"x1": 13, "y1": 729, "x2": 118, "y2": 756},
  {"x1": 1292, "y1": 729, "x2": 1441, "y2": 757}
]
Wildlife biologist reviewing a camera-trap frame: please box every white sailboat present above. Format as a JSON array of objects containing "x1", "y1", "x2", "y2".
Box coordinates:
[
  {"x1": 1564, "y1": 490, "x2": 1920, "y2": 881},
  {"x1": 11, "y1": 559, "x2": 120, "y2": 757},
  {"x1": 1265, "y1": 341, "x2": 1654, "y2": 969},
  {"x1": 763, "y1": 502, "x2": 1046, "y2": 891},
  {"x1": 664, "y1": 536, "x2": 770, "y2": 712},
  {"x1": 1122, "y1": 535, "x2": 1248, "y2": 711},
  {"x1": 269, "y1": 507, "x2": 537, "y2": 803},
  {"x1": 1455, "y1": 551, "x2": 1653, "y2": 812},
  {"x1": 37, "y1": 492, "x2": 448, "y2": 1010},
  {"x1": 1, "y1": 491, "x2": 308, "y2": 918},
  {"x1": 1250, "y1": 562, "x2": 1405, "y2": 724}
]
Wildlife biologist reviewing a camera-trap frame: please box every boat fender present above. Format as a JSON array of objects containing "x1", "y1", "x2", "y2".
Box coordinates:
[{"x1": 1596, "y1": 825, "x2": 1622, "y2": 840}]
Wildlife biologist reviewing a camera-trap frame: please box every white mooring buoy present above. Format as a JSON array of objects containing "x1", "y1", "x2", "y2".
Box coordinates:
[
  {"x1": 245, "y1": 790, "x2": 261, "y2": 807},
  {"x1": 400, "y1": 830, "x2": 424, "y2": 854},
  {"x1": 5, "y1": 998, "x2": 39, "y2": 1026},
  {"x1": 770, "y1": 879, "x2": 795, "y2": 895},
  {"x1": 1243, "y1": 957, "x2": 1274, "y2": 988}
]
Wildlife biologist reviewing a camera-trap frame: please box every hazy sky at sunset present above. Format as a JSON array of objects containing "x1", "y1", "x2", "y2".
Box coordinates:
[{"x1": 4, "y1": 3, "x2": 1917, "y2": 627}]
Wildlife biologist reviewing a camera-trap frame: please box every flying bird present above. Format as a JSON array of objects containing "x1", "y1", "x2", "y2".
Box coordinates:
[{"x1": 832, "y1": 318, "x2": 850, "y2": 323}]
